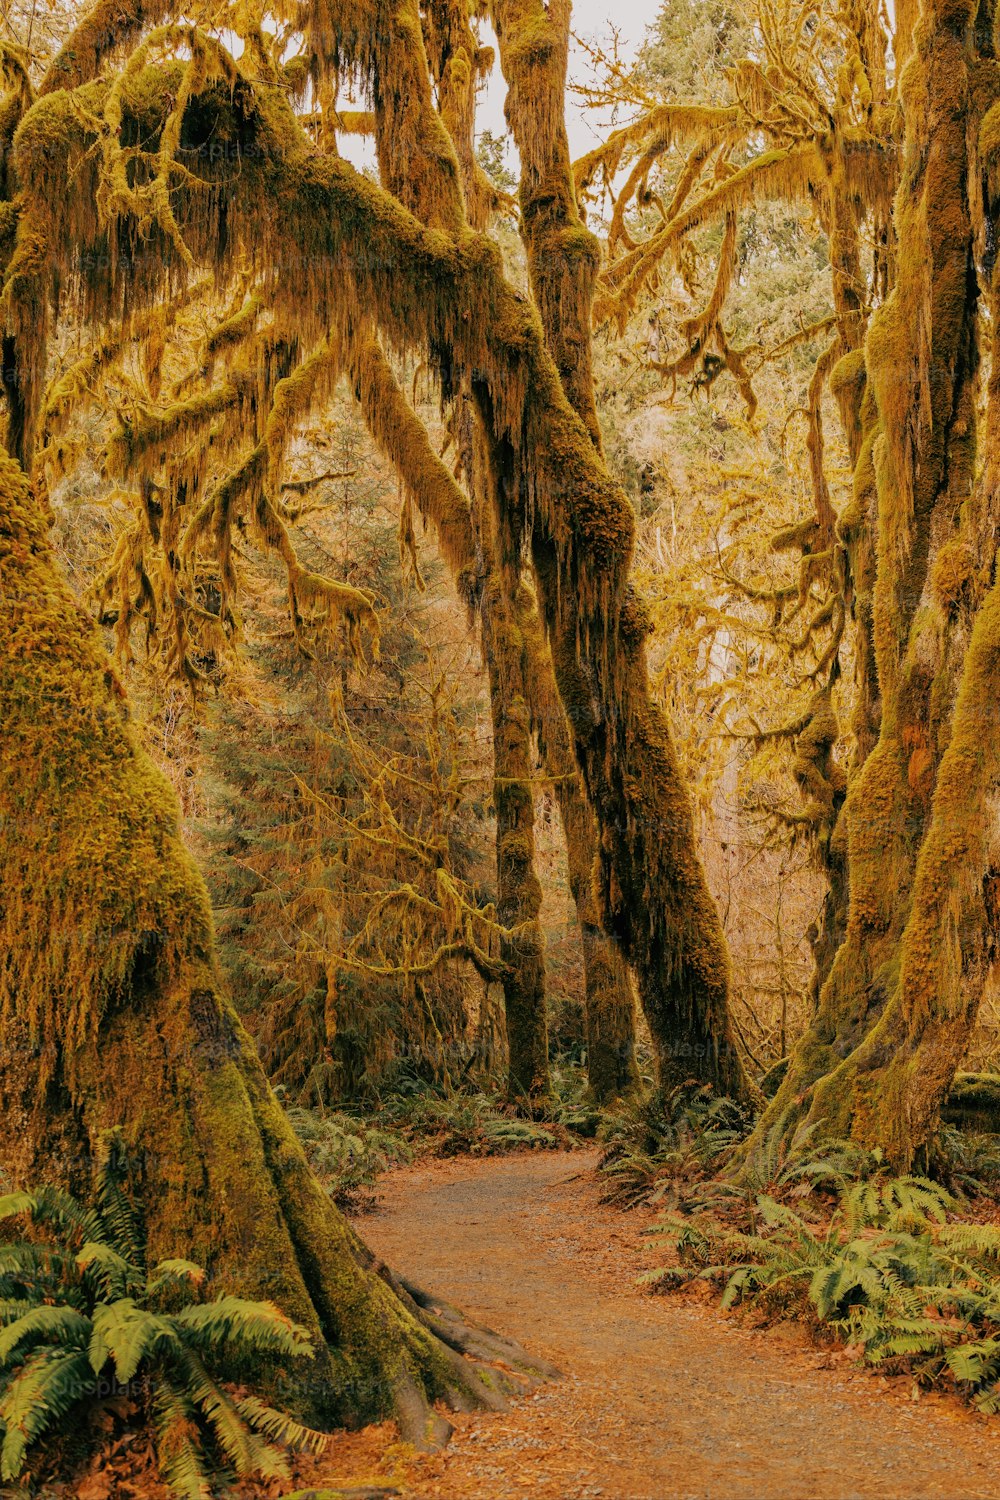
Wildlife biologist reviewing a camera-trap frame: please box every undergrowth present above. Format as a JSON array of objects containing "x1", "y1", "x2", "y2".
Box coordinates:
[
  {"x1": 289, "y1": 1063, "x2": 599, "y2": 1183},
  {"x1": 373, "y1": 1088, "x2": 565, "y2": 1157},
  {"x1": 597, "y1": 1081, "x2": 1000, "y2": 1212},
  {"x1": 0, "y1": 1139, "x2": 325, "y2": 1499},
  {"x1": 648, "y1": 1171, "x2": 1000, "y2": 1409},
  {"x1": 627, "y1": 1095, "x2": 1000, "y2": 1414},
  {"x1": 284, "y1": 1106, "x2": 413, "y2": 1210},
  {"x1": 598, "y1": 1083, "x2": 752, "y2": 1208}
]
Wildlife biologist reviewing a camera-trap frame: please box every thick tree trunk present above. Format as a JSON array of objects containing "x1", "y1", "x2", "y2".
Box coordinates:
[
  {"x1": 802, "y1": 580, "x2": 1000, "y2": 1160},
  {"x1": 0, "y1": 451, "x2": 549, "y2": 1436},
  {"x1": 746, "y1": 0, "x2": 992, "y2": 1164}
]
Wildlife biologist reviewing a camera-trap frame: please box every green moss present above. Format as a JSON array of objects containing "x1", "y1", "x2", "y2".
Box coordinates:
[{"x1": 0, "y1": 449, "x2": 503, "y2": 1429}]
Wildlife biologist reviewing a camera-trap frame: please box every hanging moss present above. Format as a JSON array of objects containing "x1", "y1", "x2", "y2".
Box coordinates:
[
  {"x1": 5, "y1": 5, "x2": 750, "y2": 1103},
  {"x1": 0, "y1": 445, "x2": 547, "y2": 1434}
]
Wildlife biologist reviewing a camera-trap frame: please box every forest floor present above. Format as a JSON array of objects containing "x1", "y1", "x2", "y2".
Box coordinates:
[{"x1": 295, "y1": 1148, "x2": 1000, "y2": 1500}]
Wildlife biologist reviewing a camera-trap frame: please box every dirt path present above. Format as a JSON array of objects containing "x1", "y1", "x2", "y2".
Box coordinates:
[{"x1": 331, "y1": 1150, "x2": 1000, "y2": 1500}]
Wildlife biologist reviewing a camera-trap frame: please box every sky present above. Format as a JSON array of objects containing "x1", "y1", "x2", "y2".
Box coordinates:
[{"x1": 478, "y1": 0, "x2": 664, "y2": 161}]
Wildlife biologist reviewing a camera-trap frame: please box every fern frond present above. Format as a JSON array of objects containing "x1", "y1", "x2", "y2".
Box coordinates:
[
  {"x1": 0, "y1": 1299, "x2": 42, "y2": 1329},
  {"x1": 77, "y1": 1240, "x2": 141, "y2": 1301},
  {"x1": 939, "y1": 1223, "x2": 1000, "y2": 1258},
  {"x1": 173, "y1": 1346, "x2": 285, "y2": 1480},
  {"x1": 151, "y1": 1380, "x2": 212, "y2": 1500},
  {"x1": 170, "y1": 1297, "x2": 314, "y2": 1359},
  {"x1": 0, "y1": 1348, "x2": 93, "y2": 1480},
  {"x1": 0, "y1": 1303, "x2": 90, "y2": 1366},
  {"x1": 946, "y1": 1338, "x2": 1000, "y2": 1385},
  {"x1": 89, "y1": 1300, "x2": 180, "y2": 1381},
  {"x1": 0, "y1": 1242, "x2": 79, "y2": 1294},
  {"x1": 95, "y1": 1140, "x2": 145, "y2": 1263},
  {"x1": 235, "y1": 1394, "x2": 328, "y2": 1455},
  {"x1": 0, "y1": 1188, "x2": 101, "y2": 1248},
  {"x1": 147, "y1": 1260, "x2": 207, "y2": 1298}
]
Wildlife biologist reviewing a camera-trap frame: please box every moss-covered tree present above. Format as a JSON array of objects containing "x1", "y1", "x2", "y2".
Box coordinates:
[
  {"x1": 587, "y1": 0, "x2": 1000, "y2": 1162},
  {"x1": 0, "y1": 446, "x2": 553, "y2": 1439}
]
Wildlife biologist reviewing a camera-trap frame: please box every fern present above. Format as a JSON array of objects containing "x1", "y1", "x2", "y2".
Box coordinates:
[
  {"x1": 655, "y1": 1164, "x2": 1000, "y2": 1412},
  {"x1": 0, "y1": 1348, "x2": 94, "y2": 1481},
  {"x1": 599, "y1": 1083, "x2": 751, "y2": 1208},
  {"x1": 0, "y1": 1155, "x2": 327, "y2": 1497},
  {"x1": 235, "y1": 1393, "x2": 330, "y2": 1455},
  {"x1": 286, "y1": 1106, "x2": 412, "y2": 1205}
]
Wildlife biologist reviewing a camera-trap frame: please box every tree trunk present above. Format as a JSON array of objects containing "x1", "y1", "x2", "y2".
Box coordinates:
[
  {"x1": 0, "y1": 450, "x2": 549, "y2": 1438},
  {"x1": 516, "y1": 586, "x2": 638, "y2": 1100},
  {"x1": 472, "y1": 418, "x2": 551, "y2": 1105},
  {"x1": 474, "y1": 979, "x2": 509, "y2": 1083},
  {"x1": 746, "y1": 0, "x2": 992, "y2": 1164}
]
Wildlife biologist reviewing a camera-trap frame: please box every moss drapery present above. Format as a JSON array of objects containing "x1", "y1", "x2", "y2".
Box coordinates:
[{"x1": 0, "y1": 448, "x2": 550, "y2": 1436}]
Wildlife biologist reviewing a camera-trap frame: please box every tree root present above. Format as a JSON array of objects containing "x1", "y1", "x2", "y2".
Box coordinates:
[{"x1": 371, "y1": 1261, "x2": 561, "y2": 1447}]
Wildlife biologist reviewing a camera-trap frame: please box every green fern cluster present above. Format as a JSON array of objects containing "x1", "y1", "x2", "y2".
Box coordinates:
[
  {"x1": 285, "y1": 1106, "x2": 412, "y2": 1207},
  {"x1": 378, "y1": 1090, "x2": 561, "y2": 1156},
  {"x1": 0, "y1": 1149, "x2": 326, "y2": 1498},
  {"x1": 598, "y1": 1084, "x2": 750, "y2": 1208},
  {"x1": 652, "y1": 1171, "x2": 1000, "y2": 1410}
]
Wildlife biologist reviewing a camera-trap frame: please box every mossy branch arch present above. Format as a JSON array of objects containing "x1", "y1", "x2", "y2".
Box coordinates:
[{"x1": 1, "y1": 0, "x2": 750, "y2": 1101}]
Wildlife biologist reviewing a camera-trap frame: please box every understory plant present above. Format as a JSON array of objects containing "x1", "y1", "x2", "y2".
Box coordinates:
[
  {"x1": 285, "y1": 1105, "x2": 413, "y2": 1209},
  {"x1": 390, "y1": 1092, "x2": 561, "y2": 1154},
  {"x1": 598, "y1": 1084, "x2": 752, "y2": 1207},
  {"x1": 651, "y1": 1170, "x2": 1000, "y2": 1409},
  {"x1": 371, "y1": 1082, "x2": 564, "y2": 1156},
  {"x1": 0, "y1": 1142, "x2": 326, "y2": 1498}
]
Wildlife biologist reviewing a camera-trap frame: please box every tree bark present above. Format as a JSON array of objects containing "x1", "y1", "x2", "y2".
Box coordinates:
[
  {"x1": 516, "y1": 586, "x2": 638, "y2": 1100},
  {"x1": 0, "y1": 450, "x2": 549, "y2": 1437},
  {"x1": 471, "y1": 415, "x2": 551, "y2": 1104},
  {"x1": 745, "y1": 0, "x2": 993, "y2": 1164}
]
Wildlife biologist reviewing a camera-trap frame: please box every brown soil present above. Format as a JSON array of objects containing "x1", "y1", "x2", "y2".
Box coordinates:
[{"x1": 311, "y1": 1148, "x2": 1000, "y2": 1500}]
